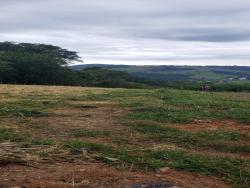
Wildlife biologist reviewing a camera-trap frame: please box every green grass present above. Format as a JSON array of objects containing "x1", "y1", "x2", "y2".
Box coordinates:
[
  {"x1": 206, "y1": 143, "x2": 250, "y2": 153},
  {"x1": 62, "y1": 139, "x2": 250, "y2": 187},
  {"x1": 31, "y1": 138, "x2": 54, "y2": 146},
  {"x1": 84, "y1": 89, "x2": 250, "y2": 124},
  {"x1": 150, "y1": 150, "x2": 250, "y2": 187},
  {"x1": 0, "y1": 99, "x2": 59, "y2": 117},
  {"x1": 71, "y1": 128, "x2": 111, "y2": 137},
  {"x1": 129, "y1": 122, "x2": 246, "y2": 142},
  {"x1": 0, "y1": 105, "x2": 47, "y2": 117},
  {"x1": 128, "y1": 122, "x2": 249, "y2": 153},
  {"x1": 0, "y1": 128, "x2": 54, "y2": 146},
  {"x1": 64, "y1": 140, "x2": 113, "y2": 154},
  {"x1": 0, "y1": 128, "x2": 27, "y2": 142}
]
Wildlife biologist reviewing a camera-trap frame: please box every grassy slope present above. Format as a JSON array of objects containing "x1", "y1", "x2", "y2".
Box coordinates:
[{"x1": 0, "y1": 85, "x2": 250, "y2": 187}]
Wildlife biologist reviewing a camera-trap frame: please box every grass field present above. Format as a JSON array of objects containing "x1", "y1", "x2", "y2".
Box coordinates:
[{"x1": 0, "y1": 84, "x2": 250, "y2": 188}]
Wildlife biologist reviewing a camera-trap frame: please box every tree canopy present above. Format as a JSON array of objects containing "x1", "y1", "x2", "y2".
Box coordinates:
[{"x1": 0, "y1": 42, "x2": 82, "y2": 85}]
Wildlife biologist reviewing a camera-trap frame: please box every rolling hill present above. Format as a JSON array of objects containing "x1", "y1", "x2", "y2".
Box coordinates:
[{"x1": 70, "y1": 64, "x2": 250, "y2": 82}]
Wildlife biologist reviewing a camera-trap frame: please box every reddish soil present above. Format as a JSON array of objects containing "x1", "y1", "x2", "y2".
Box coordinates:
[
  {"x1": 171, "y1": 120, "x2": 250, "y2": 134},
  {"x1": 0, "y1": 162, "x2": 229, "y2": 188}
]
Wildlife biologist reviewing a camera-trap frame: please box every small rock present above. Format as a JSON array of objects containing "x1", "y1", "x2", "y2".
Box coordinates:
[
  {"x1": 81, "y1": 148, "x2": 88, "y2": 155},
  {"x1": 95, "y1": 156, "x2": 120, "y2": 163},
  {"x1": 158, "y1": 167, "x2": 170, "y2": 173},
  {"x1": 104, "y1": 157, "x2": 119, "y2": 162},
  {"x1": 128, "y1": 183, "x2": 177, "y2": 188}
]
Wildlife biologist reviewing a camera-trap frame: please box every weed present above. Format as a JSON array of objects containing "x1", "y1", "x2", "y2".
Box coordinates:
[
  {"x1": 150, "y1": 150, "x2": 250, "y2": 187},
  {"x1": 31, "y1": 138, "x2": 53, "y2": 145},
  {"x1": 0, "y1": 128, "x2": 27, "y2": 142},
  {"x1": 64, "y1": 140, "x2": 112, "y2": 153},
  {"x1": 71, "y1": 129, "x2": 111, "y2": 137},
  {"x1": 128, "y1": 122, "x2": 249, "y2": 153}
]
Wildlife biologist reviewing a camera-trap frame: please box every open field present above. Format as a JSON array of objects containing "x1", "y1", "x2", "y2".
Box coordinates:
[{"x1": 0, "y1": 85, "x2": 250, "y2": 188}]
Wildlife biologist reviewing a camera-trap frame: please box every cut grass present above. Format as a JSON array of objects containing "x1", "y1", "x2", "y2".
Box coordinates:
[
  {"x1": 63, "y1": 140, "x2": 250, "y2": 187},
  {"x1": 0, "y1": 99, "x2": 58, "y2": 118},
  {"x1": 0, "y1": 105, "x2": 47, "y2": 117},
  {"x1": 129, "y1": 122, "x2": 246, "y2": 142},
  {"x1": 84, "y1": 89, "x2": 250, "y2": 124},
  {"x1": 150, "y1": 150, "x2": 250, "y2": 187},
  {"x1": 0, "y1": 128, "x2": 27, "y2": 142},
  {"x1": 31, "y1": 138, "x2": 54, "y2": 146},
  {"x1": 71, "y1": 128, "x2": 111, "y2": 137},
  {"x1": 0, "y1": 128, "x2": 53, "y2": 146},
  {"x1": 64, "y1": 140, "x2": 113, "y2": 154},
  {"x1": 207, "y1": 143, "x2": 250, "y2": 154},
  {"x1": 128, "y1": 122, "x2": 249, "y2": 153}
]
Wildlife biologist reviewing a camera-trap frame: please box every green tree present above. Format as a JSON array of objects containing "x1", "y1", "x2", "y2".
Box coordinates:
[{"x1": 0, "y1": 42, "x2": 82, "y2": 85}]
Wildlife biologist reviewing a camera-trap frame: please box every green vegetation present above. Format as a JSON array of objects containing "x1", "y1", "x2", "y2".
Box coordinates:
[
  {"x1": 150, "y1": 150, "x2": 250, "y2": 187},
  {"x1": 64, "y1": 140, "x2": 112, "y2": 153},
  {"x1": 84, "y1": 89, "x2": 250, "y2": 124},
  {"x1": 71, "y1": 128, "x2": 111, "y2": 137},
  {"x1": 72, "y1": 64, "x2": 250, "y2": 82},
  {"x1": 130, "y1": 122, "x2": 245, "y2": 142},
  {"x1": 72, "y1": 64, "x2": 250, "y2": 92},
  {"x1": 128, "y1": 122, "x2": 249, "y2": 153},
  {"x1": 0, "y1": 128, "x2": 27, "y2": 142},
  {"x1": 0, "y1": 99, "x2": 61, "y2": 118},
  {"x1": 77, "y1": 67, "x2": 151, "y2": 88},
  {"x1": 31, "y1": 138, "x2": 54, "y2": 146},
  {"x1": 0, "y1": 127, "x2": 54, "y2": 146},
  {"x1": 0, "y1": 42, "x2": 82, "y2": 85},
  {"x1": 76, "y1": 67, "x2": 250, "y2": 92},
  {"x1": 63, "y1": 139, "x2": 250, "y2": 187}
]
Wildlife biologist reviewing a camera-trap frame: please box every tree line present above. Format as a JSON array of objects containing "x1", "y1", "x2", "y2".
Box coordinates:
[
  {"x1": 0, "y1": 42, "x2": 82, "y2": 85},
  {"x1": 0, "y1": 42, "x2": 153, "y2": 88}
]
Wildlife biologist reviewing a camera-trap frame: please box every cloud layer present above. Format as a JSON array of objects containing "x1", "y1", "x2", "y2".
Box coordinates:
[{"x1": 1, "y1": 0, "x2": 250, "y2": 65}]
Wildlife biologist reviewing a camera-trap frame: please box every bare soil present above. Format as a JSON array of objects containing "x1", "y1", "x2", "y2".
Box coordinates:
[
  {"x1": 1, "y1": 162, "x2": 229, "y2": 188},
  {"x1": 171, "y1": 120, "x2": 250, "y2": 135}
]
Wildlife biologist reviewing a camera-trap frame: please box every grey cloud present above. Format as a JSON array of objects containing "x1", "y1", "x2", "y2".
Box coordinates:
[{"x1": 0, "y1": 0, "x2": 250, "y2": 65}]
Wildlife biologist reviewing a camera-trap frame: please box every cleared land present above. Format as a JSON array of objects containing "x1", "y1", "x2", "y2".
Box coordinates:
[{"x1": 0, "y1": 85, "x2": 250, "y2": 188}]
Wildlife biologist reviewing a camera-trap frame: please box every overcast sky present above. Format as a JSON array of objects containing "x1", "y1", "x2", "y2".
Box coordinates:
[{"x1": 1, "y1": 0, "x2": 250, "y2": 66}]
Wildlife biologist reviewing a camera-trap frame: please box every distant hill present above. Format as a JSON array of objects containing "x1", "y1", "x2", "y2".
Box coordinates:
[{"x1": 70, "y1": 64, "x2": 250, "y2": 82}]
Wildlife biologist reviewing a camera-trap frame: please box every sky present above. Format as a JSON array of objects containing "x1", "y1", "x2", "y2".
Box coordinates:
[{"x1": 1, "y1": 0, "x2": 250, "y2": 66}]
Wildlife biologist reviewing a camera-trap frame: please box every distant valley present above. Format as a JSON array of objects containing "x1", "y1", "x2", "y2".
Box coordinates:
[{"x1": 71, "y1": 64, "x2": 250, "y2": 83}]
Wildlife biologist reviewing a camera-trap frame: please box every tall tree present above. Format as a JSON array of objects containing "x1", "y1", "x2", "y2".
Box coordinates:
[{"x1": 0, "y1": 42, "x2": 82, "y2": 85}]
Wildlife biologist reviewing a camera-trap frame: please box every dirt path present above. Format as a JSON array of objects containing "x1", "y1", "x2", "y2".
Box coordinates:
[
  {"x1": 0, "y1": 162, "x2": 229, "y2": 188},
  {"x1": 171, "y1": 120, "x2": 250, "y2": 134}
]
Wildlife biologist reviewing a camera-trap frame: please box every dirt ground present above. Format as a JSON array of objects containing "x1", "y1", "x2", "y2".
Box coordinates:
[
  {"x1": 0, "y1": 100, "x2": 231, "y2": 188},
  {"x1": 0, "y1": 162, "x2": 229, "y2": 188},
  {"x1": 0, "y1": 85, "x2": 248, "y2": 188},
  {"x1": 172, "y1": 120, "x2": 250, "y2": 134}
]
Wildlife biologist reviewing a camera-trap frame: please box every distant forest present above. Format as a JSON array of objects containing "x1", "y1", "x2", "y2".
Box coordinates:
[
  {"x1": 0, "y1": 42, "x2": 152, "y2": 88},
  {"x1": 1, "y1": 42, "x2": 250, "y2": 92}
]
